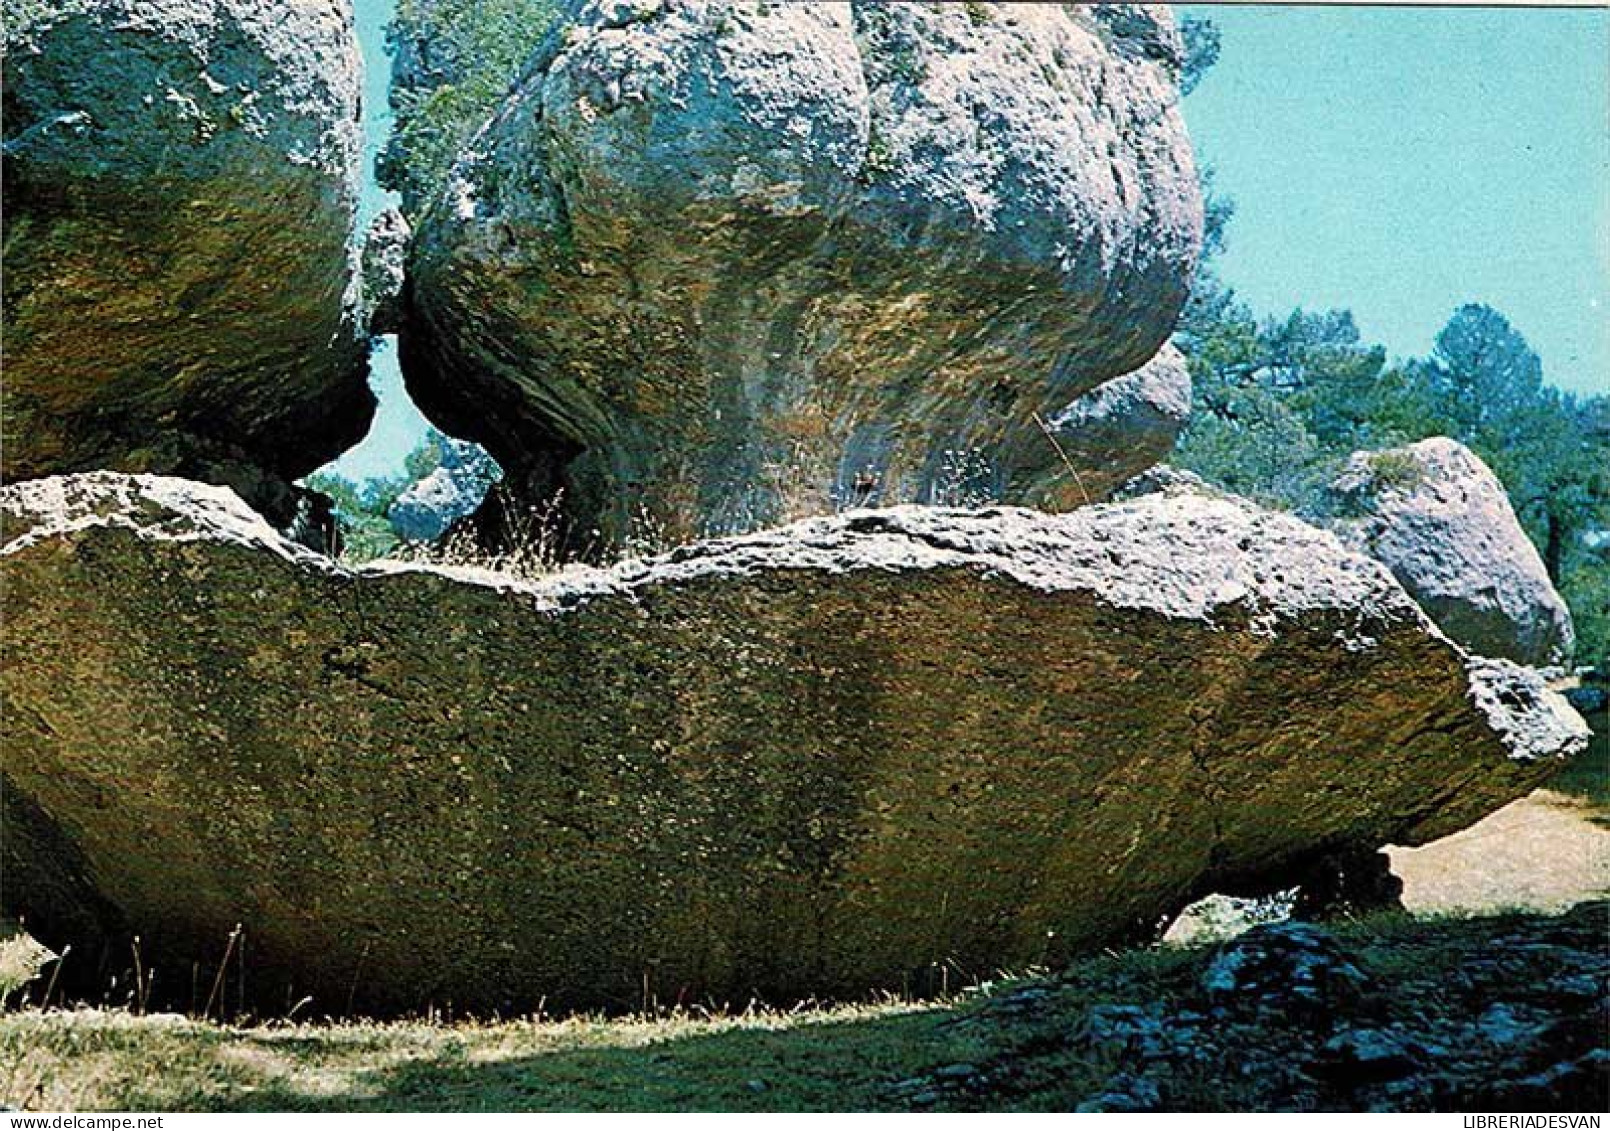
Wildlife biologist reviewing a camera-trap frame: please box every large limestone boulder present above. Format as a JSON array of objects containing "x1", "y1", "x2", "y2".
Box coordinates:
[
  {"x1": 2, "y1": 472, "x2": 1586, "y2": 1015},
  {"x1": 0, "y1": 0, "x2": 373, "y2": 524},
  {"x1": 1325, "y1": 438, "x2": 1576, "y2": 669},
  {"x1": 405, "y1": 1, "x2": 1202, "y2": 547}
]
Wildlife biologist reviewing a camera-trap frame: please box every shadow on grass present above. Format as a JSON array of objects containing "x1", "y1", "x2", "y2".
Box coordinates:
[{"x1": 113, "y1": 1006, "x2": 1012, "y2": 1113}]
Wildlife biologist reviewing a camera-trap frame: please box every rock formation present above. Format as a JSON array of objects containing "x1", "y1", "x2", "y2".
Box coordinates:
[
  {"x1": 362, "y1": 207, "x2": 411, "y2": 336},
  {"x1": 388, "y1": 437, "x2": 503, "y2": 541},
  {"x1": 2, "y1": 472, "x2": 1585, "y2": 1014},
  {"x1": 1027, "y1": 346, "x2": 1194, "y2": 506},
  {"x1": 0, "y1": 0, "x2": 373, "y2": 526},
  {"x1": 1325, "y1": 438, "x2": 1576, "y2": 669},
  {"x1": 405, "y1": 1, "x2": 1203, "y2": 547},
  {"x1": 1065, "y1": 902, "x2": 1610, "y2": 1113}
]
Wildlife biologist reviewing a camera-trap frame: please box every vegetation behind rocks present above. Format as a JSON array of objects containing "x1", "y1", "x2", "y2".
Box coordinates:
[{"x1": 379, "y1": 0, "x2": 562, "y2": 216}]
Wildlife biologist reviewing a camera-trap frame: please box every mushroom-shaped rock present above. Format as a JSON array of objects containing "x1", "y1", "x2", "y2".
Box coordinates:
[
  {"x1": 2, "y1": 472, "x2": 1586, "y2": 1015},
  {"x1": 405, "y1": 0, "x2": 1202, "y2": 546},
  {"x1": 1325, "y1": 438, "x2": 1576, "y2": 669},
  {"x1": 0, "y1": 0, "x2": 373, "y2": 523}
]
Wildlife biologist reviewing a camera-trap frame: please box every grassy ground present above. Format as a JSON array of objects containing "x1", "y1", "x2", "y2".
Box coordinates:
[
  {"x1": 0, "y1": 998, "x2": 981, "y2": 1112},
  {"x1": 0, "y1": 983, "x2": 1075, "y2": 1111},
  {"x1": 3, "y1": 906, "x2": 1602, "y2": 1113}
]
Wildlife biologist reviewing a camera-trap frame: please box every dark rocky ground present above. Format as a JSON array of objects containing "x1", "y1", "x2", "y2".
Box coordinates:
[{"x1": 892, "y1": 901, "x2": 1609, "y2": 1113}]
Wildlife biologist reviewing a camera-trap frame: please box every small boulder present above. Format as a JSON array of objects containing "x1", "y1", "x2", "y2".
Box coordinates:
[
  {"x1": 1325, "y1": 438, "x2": 1576, "y2": 668},
  {"x1": 1202, "y1": 921, "x2": 1371, "y2": 1026},
  {"x1": 388, "y1": 438, "x2": 502, "y2": 542},
  {"x1": 1028, "y1": 347, "x2": 1194, "y2": 507}
]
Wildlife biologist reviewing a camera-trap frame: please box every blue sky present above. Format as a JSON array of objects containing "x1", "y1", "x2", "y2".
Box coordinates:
[
  {"x1": 326, "y1": 1, "x2": 1610, "y2": 480},
  {"x1": 329, "y1": 0, "x2": 425, "y2": 480},
  {"x1": 1179, "y1": 4, "x2": 1609, "y2": 395}
]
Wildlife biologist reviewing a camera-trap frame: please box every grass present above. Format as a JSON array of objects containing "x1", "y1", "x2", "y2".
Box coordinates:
[
  {"x1": 4, "y1": 905, "x2": 1601, "y2": 1112},
  {"x1": 0, "y1": 943, "x2": 1206, "y2": 1112},
  {"x1": 0, "y1": 994, "x2": 986, "y2": 1111},
  {"x1": 0, "y1": 933, "x2": 55, "y2": 1008}
]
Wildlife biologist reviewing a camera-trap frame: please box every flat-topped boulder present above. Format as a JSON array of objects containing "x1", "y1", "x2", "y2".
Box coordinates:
[
  {"x1": 405, "y1": 0, "x2": 1203, "y2": 547},
  {"x1": 1, "y1": 0, "x2": 373, "y2": 525},
  {"x1": 1, "y1": 472, "x2": 1586, "y2": 1014}
]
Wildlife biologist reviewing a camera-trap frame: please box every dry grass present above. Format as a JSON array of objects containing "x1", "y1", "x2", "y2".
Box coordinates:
[
  {"x1": 4, "y1": 903, "x2": 1601, "y2": 1113},
  {"x1": 0, "y1": 932, "x2": 56, "y2": 1008},
  {"x1": 0, "y1": 996, "x2": 984, "y2": 1112}
]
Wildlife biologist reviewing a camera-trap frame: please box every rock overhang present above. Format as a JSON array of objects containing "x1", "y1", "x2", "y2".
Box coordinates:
[{"x1": 1, "y1": 471, "x2": 1588, "y2": 1014}]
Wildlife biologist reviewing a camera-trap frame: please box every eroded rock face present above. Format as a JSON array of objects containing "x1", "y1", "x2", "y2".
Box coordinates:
[
  {"x1": 1, "y1": 0, "x2": 373, "y2": 523},
  {"x1": 1325, "y1": 438, "x2": 1576, "y2": 669},
  {"x1": 2, "y1": 473, "x2": 1585, "y2": 1014},
  {"x1": 362, "y1": 206, "x2": 411, "y2": 336},
  {"x1": 406, "y1": 0, "x2": 1202, "y2": 547}
]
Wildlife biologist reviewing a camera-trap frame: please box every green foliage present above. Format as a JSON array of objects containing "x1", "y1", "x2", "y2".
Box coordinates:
[
  {"x1": 1179, "y1": 15, "x2": 1221, "y2": 97},
  {"x1": 1562, "y1": 555, "x2": 1610, "y2": 670},
  {"x1": 1174, "y1": 147, "x2": 1608, "y2": 664},
  {"x1": 302, "y1": 470, "x2": 404, "y2": 562},
  {"x1": 1174, "y1": 384, "x2": 1337, "y2": 514},
  {"x1": 404, "y1": 428, "x2": 445, "y2": 482},
  {"x1": 1364, "y1": 450, "x2": 1427, "y2": 494},
  {"x1": 379, "y1": 0, "x2": 563, "y2": 216},
  {"x1": 304, "y1": 430, "x2": 462, "y2": 563},
  {"x1": 887, "y1": 42, "x2": 928, "y2": 85}
]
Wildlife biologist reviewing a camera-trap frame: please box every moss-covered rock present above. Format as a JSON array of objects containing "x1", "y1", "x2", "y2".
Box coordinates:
[{"x1": 1, "y1": 472, "x2": 1586, "y2": 1015}]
